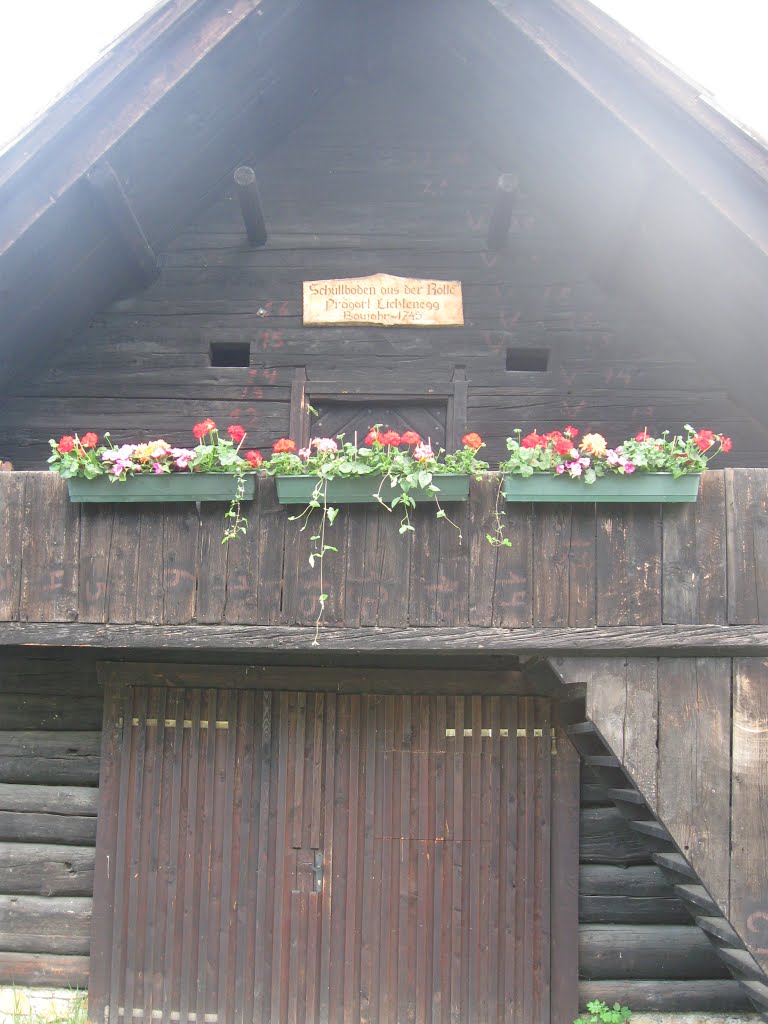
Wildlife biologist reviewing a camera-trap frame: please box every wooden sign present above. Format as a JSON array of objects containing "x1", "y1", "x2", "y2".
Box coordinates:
[{"x1": 303, "y1": 273, "x2": 463, "y2": 326}]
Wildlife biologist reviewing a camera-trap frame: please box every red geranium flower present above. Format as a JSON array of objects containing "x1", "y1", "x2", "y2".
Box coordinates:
[
  {"x1": 564, "y1": 426, "x2": 579, "y2": 438},
  {"x1": 245, "y1": 450, "x2": 263, "y2": 467},
  {"x1": 461, "y1": 432, "x2": 483, "y2": 450},
  {"x1": 57, "y1": 435, "x2": 75, "y2": 454},
  {"x1": 80, "y1": 432, "x2": 98, "y2": 449},
  {"x1": 379, "y1": 430, "x2": 402, "y2": 446},
  {"x1": 694, "y1": 429, "x2": 716, "y2": 451},
  {"x1": 719, "y1": 435, "x2": 733, "y2": 454},
  {"x1": 227, "y1": 424, "x2": 246, "y2": 444},
  {"x1": 400, "y1": 430, "x2": 422, "y2": 446},
  {"x1": 635, "y1": 431, "x2": 650, "y2": 442},
  {"x1": 520, "y1": 431, "x2": 544, "y2": 449},
  {"x1": 554, "y1": 437, "x2": 574, "y2": 456},
  {"x1": 272, "y1": 437, "x2": 296, "y2": 453},
  {"x1": 193, "y1": 418, "x2": 216, "y2": 439},
  {"x1": 364, "y1": 429, "x2": 381, "y2": 446}
]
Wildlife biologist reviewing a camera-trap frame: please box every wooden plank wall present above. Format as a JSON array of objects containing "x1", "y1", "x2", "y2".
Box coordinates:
[
  {"x1": 568, "y1": 654, "x2": 768, "y2": 978},
  {"x1": 0, "y1": 654, "x2": 100, "y2": 989},
  {"x1": 0, "y1": 469, "x2": 765, "y2": 633},
  {"x1": 2, "y1": 71, "x2": 766, "y2": 468}
]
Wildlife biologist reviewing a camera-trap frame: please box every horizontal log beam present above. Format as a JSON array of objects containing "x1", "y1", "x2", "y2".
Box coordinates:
[
  {"x1": 0, "y1": 811, "x2": 97, "y2": 846},
  {"x1": 1, "y1": 621, "x2": 768, "y2": 653},
  {"x1": 0, "y1": 843, "x2": 95, "y2": 897},
  {"x1": 578, "y1": 979, "x2": 752, "y2": 1012},
  {"x1": 0, "y1": 950, "x2": 89, "y2": 988},
  {"x1": 0, "y1": 895, "x2": 91, "y2": 955},
  {"x1": 0, "y1": 784, "x2": 98, "y2": 816},
  {"x1": 579, "y1": 924, "x2": 728, "y2": 979}
]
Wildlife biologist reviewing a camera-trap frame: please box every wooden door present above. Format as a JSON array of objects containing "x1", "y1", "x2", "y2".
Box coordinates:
[{"x1": 90, "y1": 688, "x2": 577, "y2": 1024}]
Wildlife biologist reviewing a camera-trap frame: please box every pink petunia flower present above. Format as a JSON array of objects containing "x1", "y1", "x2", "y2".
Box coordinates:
[{"x1": 413, "y1": 443, "x2": 434, "y2": 462}]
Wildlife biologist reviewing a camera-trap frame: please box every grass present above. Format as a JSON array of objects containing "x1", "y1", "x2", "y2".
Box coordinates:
[{"x1": 1, "y1": 991, "x2": 87, "y2": 1024}]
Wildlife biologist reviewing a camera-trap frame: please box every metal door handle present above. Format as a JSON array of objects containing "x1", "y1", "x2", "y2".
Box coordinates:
[{"x1": 312, "y1": 850, "x2": 323, "y2": 892}]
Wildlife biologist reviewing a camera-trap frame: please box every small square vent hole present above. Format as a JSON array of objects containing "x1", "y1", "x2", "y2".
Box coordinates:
[
  {"x1": 506, "y1": 347, "x2": 550, "y2": 372},
  {"x1": 210, "y1": 342, "x2": 251, "y2": 367}
]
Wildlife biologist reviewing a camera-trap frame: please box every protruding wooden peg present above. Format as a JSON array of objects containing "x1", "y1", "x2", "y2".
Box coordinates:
[{"x1": 234, "y1": 165, "x2": 267, "y2": 247}]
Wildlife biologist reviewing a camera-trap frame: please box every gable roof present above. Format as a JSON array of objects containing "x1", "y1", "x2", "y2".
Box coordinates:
[{"x1": 0, "y1": 0, "x2": 767, "y2": 419}]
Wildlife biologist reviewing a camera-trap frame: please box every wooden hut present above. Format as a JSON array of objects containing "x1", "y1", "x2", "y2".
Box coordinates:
[{"x1": 1, "y1": 0, "x2": 768, "y2": 1021}]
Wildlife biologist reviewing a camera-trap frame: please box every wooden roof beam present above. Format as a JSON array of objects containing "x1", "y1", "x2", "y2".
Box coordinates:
[
  {"x1": 0, "y1": 0, "x2": 265, "y2": 260},
  {"x1": 85, "y1": 161, "x2": 159, "y2": 287},
  {"x1": 2, "y1": 622, "x2": 768, "y2": 654},
  {"x1": 234, "y1": 166, "x2": 268, "y2": 247}
]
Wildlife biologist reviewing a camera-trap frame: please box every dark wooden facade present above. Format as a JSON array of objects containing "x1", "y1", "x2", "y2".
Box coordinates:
[{"x1": 3, "y1": 0, "x2": 768, "y2": 1019}]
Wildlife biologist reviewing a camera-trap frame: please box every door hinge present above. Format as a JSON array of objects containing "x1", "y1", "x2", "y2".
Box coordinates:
[{"x1": 550, "y1": 727, "x2": 557, "y2": 756}]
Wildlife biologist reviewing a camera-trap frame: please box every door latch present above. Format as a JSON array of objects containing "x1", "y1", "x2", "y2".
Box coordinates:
[{"x1": 312, "y1": 850, "x2": 323, "y2": 892}]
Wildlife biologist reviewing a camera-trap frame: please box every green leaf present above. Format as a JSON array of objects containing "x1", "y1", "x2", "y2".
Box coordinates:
[
  {"x1": 308, "y1": 554, "x2": 315, "y2": 568},
  {"x1": 326, "y1": 506, "x2": 339, "y2": 524},
  {"x1": 436, "y1": 509, "x2": 446, "y2": 519}
]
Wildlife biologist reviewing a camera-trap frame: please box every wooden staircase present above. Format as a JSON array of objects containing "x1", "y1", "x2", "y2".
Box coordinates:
[{"x1": 567, "y1": 720, "x2": 768, "y2": 1018}]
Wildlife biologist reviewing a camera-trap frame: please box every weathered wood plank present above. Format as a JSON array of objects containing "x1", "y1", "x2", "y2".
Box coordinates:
[
  {"x1": 3, "y1": 621, "x2": 768, "y2": 652},
  {"x1": 731, "y1": 657, "x2": 768, "y2": 974},
  {"x1": 493, "y1": 504, "x2": 533, "y2": 627},
  {"x1": 0, "y1": 950, "x2": 89, "y2": 987},
  {"x1": 77, "y1": 504, "x2": 113, "y2": 622},
  {"x1": 0, "y1": 695, "x2": 102, "y2": 731},
  {"x1": 0, "y1": 784, "x2": 98, "y2": 815},
  {"x1": 578, "y1": 979, "x2": 752, "y2": 1012},
  {"x1": 579, "y1": 808, "x2": 652, "y2": 866},
  {"x1": 726, "y1": 469, "x2": 768, "y2": 624},
  {"x1": 19, "y1": 474, "x2": 79, "y2": 622},
  {"x1": 579, "y1": 924, "x2": 728, "y2": 978},
  {"x1": 657, "y1": 657, "x2": 732, "y2": 915},
  {"x1": 579, "y1": 865, "x2": 677, "y2": 898},
  {"x1": 0, "y1": 810, "x2": 97, "y2": 846},
  {"x1": 0, "y1": 732, "x2": 101, "y2": 785},
  {"x1": 579, "y1": 894, "x2": 689, "y2": 924},
  {"x1": 0, "y1": 843, "x2": 95, "y2": 897},
  {"x1": 662, "y1": 470, "x2": 727, "y2": 624},
  {"x1": 0, "y1": 895, "x2": 92, "y2": 955},
  {"x1": 162, "y1": 504, "x2": 200, "y2": 624},
  {"x1": 0, "y1": 474, "x2": 25, "y2": 620},
  {"x1": 621, "y1": 659, "x2": 658, "y2": 811}
]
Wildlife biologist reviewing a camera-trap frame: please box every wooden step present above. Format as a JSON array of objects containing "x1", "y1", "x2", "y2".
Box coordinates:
[
  {"x1": 608, "y1": 788, "x2": 644, "y2": 805},
  {"x1": 696, "y1": 916, "x2": 745, "y2": 948},
  {"x1": 629, "y1": 820, "x2": 674, "y2": 842},
  {"x1": 567, "y1": 722, "x2": 601, "y2": 737},
  {"x1": 675, "y1": 884, "x2": 720, "y2": 916},
  {"x1": 738, "y1": 980, "x2": 768, "y2": 1011},
  {"x1": 716, "y1": 947, "x2": 766, "y2": 982},
  {"x1": 653, "y1": 851, "x2": 697, "y2": 879},
  {"x1": 583, "y1": 755, "x2": 621, "y2": 768}
]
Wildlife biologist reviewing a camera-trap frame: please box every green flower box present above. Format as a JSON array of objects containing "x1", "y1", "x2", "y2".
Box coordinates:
[
  {"x1": 67, "y1": 473, "x2": 256, "y2": 503},
  {"x1": 502, "y1": 472, "x2": 701, "y2": 503},
  {"x1": 275, "y1": 473, "x2": 470, "y2": 505}
]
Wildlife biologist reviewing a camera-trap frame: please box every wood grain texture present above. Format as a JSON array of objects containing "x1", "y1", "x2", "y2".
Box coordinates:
[
  {"x1": 90, "y1": 685, "x2": 564, "y2": 1024},
  {"x1": 2, "y1": 470, "x2": 768, "y2": 638},
  {"x1": 731, "y1": 657, "x2": 768, "y2": 973},
  {"x1": 657, "y1": 657, "x2": 732, "y2": 915}
]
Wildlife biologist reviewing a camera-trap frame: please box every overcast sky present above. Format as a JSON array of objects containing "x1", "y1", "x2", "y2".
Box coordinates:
[{"x1": 0, "y1": 1, "x2": 767, "y2": 150}]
